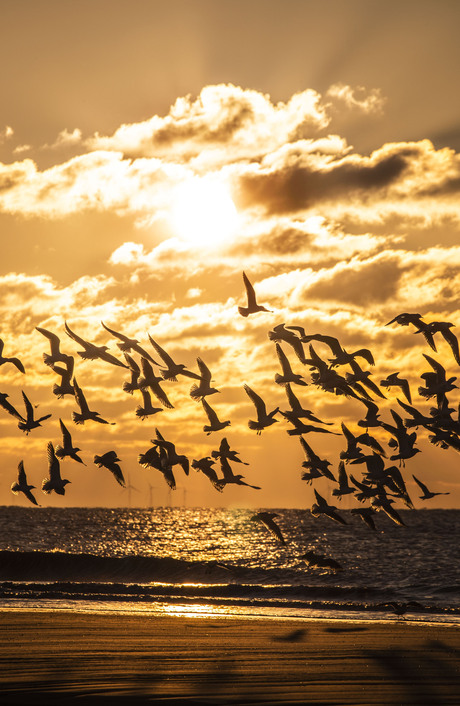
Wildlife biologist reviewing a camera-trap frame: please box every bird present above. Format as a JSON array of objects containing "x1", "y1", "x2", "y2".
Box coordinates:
[
  {"x1": 50, "y1": 356, "x2": 75, "y2": 398},
  {"x1": 122, "y1": 353, "x2": 143, "y2": 394},
  {"x1": 351, "y1": 507, "x2": 378, "y2": 531},
  {"x1": 422, "y1": 321, "x2": 460, "y2": 365},
  {"x1": 152, "y1": 428, "x2": 189, "y2": 475},
  {"x1": 301, "y1": 550, "x2": 342, "y2": 570},
  {"x1": 17, "y1": 391, "x2": 52, "y2": 434},
  {"x1": 281, "y1": 384, "x2": 333, "y2": 425},
  {"x1": 301, "y1": 333, "x2": 375, "y2": 367},
  {"x1": 65, "y1": 321, "x2": 128, "y2": 368},
  {"x1": 379, "y1": 372, "x2": 412, "y2": 403},
  {"x1": 72, "y1": 378, "x2": 114, "y2": 425},
  {"x1": 0, "y1": 337, "x2": 25, "y2": 373},
  {"x1": 238, "y1": 271, "x2": 271, "y2": 317},
  {"x1": 42, "y1": 442, "x2": 71, "y2": 495},
  {"x1": 268, "y1": 324, "x2": 307, "y2": 363},
  {"x1": 339, "y1": 423, "x2": 364, "y2": 462},
  {"x1": 332, "y1": 461, "x2": 355, "y2": 499},
  {"x1": 201, "y1": 398, "x2": 231, "y2": 434},
  {"x1": 251, "y1": 512, "x2": 286, "y2": 544},
  {"x1": 35, "y1": 327, "x2": 72, "y2": 367},
  {"x1": 385, "y1": 312, "x2": 425, "y2": 327},
  {"x1": 274, "y1": 342, "x2": 307, "y2": 386},
  {"x1": 101, "y1": 321, "x2": 159, "y2": 363},
  {"x1": 281, "y1": 412, "x2": 338, "y2": 437},
  {"x1": 94, "y1": 450, "x2": 125, "y2": 487},
  {"x1": 147, "y1": 334, "x2": 201, "y2": 381},
  {"x1": 211, "y1": 437, "x2": 249, "y2": 465},
  {"x1": 412, "y1": 475, "x2": 450, "y2": 500},
  {"x1": 243, "y1": 383, "x2": 279, "y2": 434},
  {"x1": 218, "y1": 455, "x2": 261, "y2": 490},
  {"x1": 299, "y1": 436, "x2": 336, "y2": 482},
  {"x1": 0, "y1": 392, "x2": 25, "y2": 423},
  {"x1": 310, "y1": 489, "x2": 347, "y2": 525},
  {"x1": 138, "y1": 357, "x2": 174, "y2": 408},
  {"x1": 190, "y1": 357, "x2": 219, "y2": 401},
  {"x1": 11, "y1": 461, "x2": 39, "y2": 506},
  {"x1": 138, "y1": 443, "x2": 177, "y2": 489},
  {"x1": 192, "y1": 457, "x2": 224, "y2": 492},
  {"x1": 135, "y1": 389, "x2": 164, "y2": 419},
  {"x1": 345, "y1": 360, "x2": 386, "y2": 399},
  {"x1": 55, "y1": 418, "x2": 86, "y2": 465}
]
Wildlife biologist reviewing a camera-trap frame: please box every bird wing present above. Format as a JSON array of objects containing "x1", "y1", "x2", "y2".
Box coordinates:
[
  {"x1": 73, "y1": 378, "x2": 89, "y2": 414},
  {"x1": 242, "y1": 271, "x2": 257, "y2": 308},
  {"x1": 65, "y1": 321, "x2": 89, "y2": 348},
  {"x1": 148, "y1": 335, "x2": 175, "y2": 367},
  {"x1": 196, "y1": 357, "x2": 212, "y2": 383},
  {"x1": 101, "y1": 321, "x2": 128, "y2": 342},
  {"x1": 124, "y1": 353, "x2": 140, "y2": 374},
  {"x1": 202, "y1": 398, "x2": 219, "y2": 425},
  {"x1": 442, "y1": 328, "x2": 460, "y2": 365},
  {"x1": 17, "y1": 460, "x2": 27, "y2": 485},
  {"x1": 0, "y1": 394, "x2": 25, "y2": 421},
  {"x1": 243, "y1": 383, "x2": 266, "y2": 417},
  {"x1": 275, "y1": 342, "x2": 292, "y2": 375},
  {"x1": 47, "y1": 442, "x2": 61, "y2": 481},
  {"x1": 412, "y1": 474, "x2": 430, "y2": 496},
  {"x1": 21, "y1": 391, "x2": 34, "y2": 421}
]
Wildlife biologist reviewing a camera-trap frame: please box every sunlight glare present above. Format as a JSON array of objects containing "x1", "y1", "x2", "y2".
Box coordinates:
[{"x1": 171, "y1": 178, "x2": 238, "y2": 246}]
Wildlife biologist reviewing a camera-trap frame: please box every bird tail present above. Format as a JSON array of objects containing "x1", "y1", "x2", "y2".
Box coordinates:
[
  {"x1": 190, "y1": 384, "x2": 202, "y2": 401},
  {"x1": 122, "y1": 381, "x2": 138, "y2": 394},
  {"x1": 71, "y1": 412, "x2": 86, "y2": 425}
]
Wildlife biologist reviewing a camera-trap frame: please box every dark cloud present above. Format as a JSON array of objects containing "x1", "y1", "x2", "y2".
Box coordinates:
[
  {"x1": 303, "y1": 256, "x2": 404, "y2": 306},
  {"x1": 237, "y1": 149, "x2": 413, "y2": 214}
]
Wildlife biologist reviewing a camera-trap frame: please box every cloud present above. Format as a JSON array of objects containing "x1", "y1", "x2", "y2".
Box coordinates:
[
  {"x1": 47, "y1": 127, "x2": 83, "y2": 150},
  {"x1": 327, "y1": 83, "x2": 386, "y2": 114}
]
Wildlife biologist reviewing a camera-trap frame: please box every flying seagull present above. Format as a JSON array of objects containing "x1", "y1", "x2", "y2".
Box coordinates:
[
  {"x1": 11, "y1": 460, "x2": 39, "y2": 506},
  {"x1": 94, "y1": 450, "x2": 126, "y2": 487},
  {"x1": 250, "y1": 512, "x2": 286, "y2": 545},
  {"x1": 238, "y1": 271, "x2": 271, "y2": 317},
  {"x1": 55, "y1": 418, "x2": 86, "y2": 465},
  {"x1": 0, "y1": 337, "x2": 25, "y2": 374},
  {"x1": 42, "y1": 442, "x2": 71, "y2": 495}
]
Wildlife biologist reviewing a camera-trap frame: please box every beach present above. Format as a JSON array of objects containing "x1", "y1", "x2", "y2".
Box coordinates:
[{"x1": 1, "y1": 610, "x2": 459, "y2": 704}]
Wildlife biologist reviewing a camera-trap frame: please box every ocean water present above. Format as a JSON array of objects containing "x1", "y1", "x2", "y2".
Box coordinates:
[{"x1": 0, "y1": 506, "x2": 459, "y2": 623}]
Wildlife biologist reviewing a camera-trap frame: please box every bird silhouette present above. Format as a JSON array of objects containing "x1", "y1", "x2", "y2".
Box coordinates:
[
  {"x1": 72, "y1": 378, "x2": 114, "y2": 425},
  {"x1": 65, "y1": 321, "x2": 128, "y2": 368},
  {"x1": 238, "y1": 271, "x2": 271, "y2": 316},
  {"x1": 11, "y1": 460, "x2": 39, "y2": 506},
  {"x1": 274, "y1": 342, "x2": 307, "y2": 386},
  {"x1": 94, "y1": 450, "x2": 126, "y2": 487},
  {"x1": 55, "y1": 418, "x2": 86, "y2": 465},
  {"x1": 192, "y1": 457, "x2": 225, "y2": 492},
  {"x1": 0, "y1": 337, "x2": 25, "y2": 374},
  {"x1": 412, "y1": 474, "x2": 450, "y2": 500},
  {"x1": 380, "y1": 372, "x2": 412, "y2": 404},
  {"x1": 101, "y1": 321, "x2": 159, "y2": 363},
  {"x1": 201, "y1": 398, "x2": 231, "y2": 434},
  {"x1": 35, "y1": 327, "x2": 72, "y2": 367},
  {"x1": 17, "y1": 391, "x2": 51, "y2": 434},
  {"x1": 135, "y1": 389, "x2": 164, "y2": 419},
  {"x1": 42, "y1": 442, "x2": 71, "y2": 495},
  {"x1": 189, "y1": 357, "x2": 219, "y2": 401},
  {"x1": 138, "y1": 357, "x2": 174, "y2": 408},
  {"x1": 148, "y1": 334, "x2": 201, "y2": 381},
  {"x1": 268, "y1": 324, "x2": 307, "y2": 362},
  {"x1": 243, "y1": 383, "x2": 279, "y2": 434},
  {"x1": 310, "y1": 489, "x2": 347, "y2": 525},
  {"x1": 251, "y1": 512, "x2": 286, "y2": 544}
]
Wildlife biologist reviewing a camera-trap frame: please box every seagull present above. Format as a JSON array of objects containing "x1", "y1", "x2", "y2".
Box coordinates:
[
  {"x1": 201, "y1": 398, "x2": 231, "y2": 434},
  {"x1": 101, "y1": 321, "x2": 159, "y2": 364},
  {"x1": 301, "y1": 333, "x2": 375, "y2": 367},
  {"x1": 35, "y1": 327, "x2": 72, "y2": 367},
  {"x1": 412, "y1": 474, "x2": 450, "y2": 500},
  {"x1": 11, "y1": 460, "x2": 39, "y2": 506},
  {"x1": 189, "y1": 357, "x2": 219, "y2": 401},
  {"x1": 135, "y1": 389, "x2": 164, "y2": 419},
  {"x1": 251, "y1": 512, "x2": 286, "y2": 545},
  {"x1": 238, "y1": 271, "x2": 271, "y2": 317},
  {"x1": 94, "y1": 450, "x2": 125, "y2": 487},
  {"x1": 301, "y1": 550, "x2": 342, "y2": 570},
  {"x1": 345, "y1": 360, "x2": 386, "y2": 399},
  {"x1": 422, "y1": 321, "x2": 460, "y2": 365},
  {"x1": 42, "y1": 442, "x2": 71, "y2": 495},
  {"x1": 274, "y1": 342, "x2": 307, "y2": 386},
  {"x1": 0, "y1": 392, "x2": 25, "y2": 423},
  {"x1": 65, "y1": 321, "x2": 128, "y2": 368},
  {"x1": 138, "y1": 443, "x2": 176, "y2": 489},
  {"x1": 148, "y1": 334, "x2": 201, "y2": 381},
  {"x1": 380, "y1": 372, "x2": 412, "y2": 404},
  {"x1": 357, "y1": 400, "x2": 382, "y2": 430},
  {"x1": 138, "y1": 357, "x2": 174, "y2": 409},
  {"x1": 192, "y1": 457, "x2": 224, "y2": 492},
  {"x1": 17, "y1": 391, "x2": 52, "y2": 434},
  {"x1": 0, "y1": 337, "x2": 25, "y2": 373},
  {"x1": 218, "y1": 456, "x2": 261, "y2": 490},
  {"x1": 281, "y1": 412, "x2": 339, "y2": 437},
  {"x1": 310, "y1": 489, "x2": 347, "y2": 525},
  {"x1": 282, "y1": 383, "x2": 333, "y2": 425},
  {"x1": 268, "y1": 324, "x2": 307, "y2": 363},
  {"x1": 351, "y1": 507, "x2": 378, "y2": 531},
  {"x1": 211, "y1": 437, "x2": 249, "y2": 465},
  {"x1": 332, "y1": 461, "x2": 355, "y2": 499},
  {"x1": 153, "y1": 428, "x2": 189, "y2": 475},
  {"x1": 55, "y1": 418, "x2": 86, "y2": 464},
  {"x1": 385, "y1": 312, "x2": 425, "y2": 327},
  {"x1": 72, "y1": 377, "x2": 114, "y2": 425},
  {"x1": 339, "y1": 423, "x2": 364, "y2": 462},
  {"x1": 243, "y1": 382, "x2": 279, "y2": 434},
  {"x1": 299, "y1": 437, "x2": 336, "y2": 481},
  {"x1": 50, "y1": 357, "x2": 75, "y2": 398},
  {"x1": 122, "y1": 353, "x2": 143, "y2": 394}
]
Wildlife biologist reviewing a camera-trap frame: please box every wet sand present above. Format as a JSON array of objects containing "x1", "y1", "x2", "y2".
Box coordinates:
[{"x1": 0, "y1": 610, "x2": 459, "y2": 704}]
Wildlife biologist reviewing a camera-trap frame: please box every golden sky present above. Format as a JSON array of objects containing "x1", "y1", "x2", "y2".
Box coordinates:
[{"x1": 1, "y1": 0, "x2": 460, "y2": 509}]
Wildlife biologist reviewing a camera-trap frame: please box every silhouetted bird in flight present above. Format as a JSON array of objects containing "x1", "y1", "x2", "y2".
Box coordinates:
[
  {"x1": 11, "y1": 460, "x2": 39, "y2": 506},
  {"x1": 0, "y1": 337, "x2": 25, "y2": 373},
  {"x1": 192, "y1": 457, "x2": 224, "y2": 492},
  {"x1": 380, "y1": 372, "x2": 412, "y2": 403},
  {"x1": 311, "y1": 489, "x2": 347, "y2": 525},
  {"x1": 101, "y1": 321, "x2": 159, "y2": 364},
  {"x1": 274, "y1": 342, "x2": 307, "y2": 386},
  {"x1": 243, "y1": 382, "x2": 279, "y2": 434},
  {"x1": 190, "y1": 357, "x2": 219, "y2": 401},
  {"x1": 94, "y1": 450, "x2": 125, "y2": 487},
  {"x1": 251, "y1": 512, "x2": 286, "y2": 544},
  {"x1": 17, "y1": 391, "x2": 51, "y2": 434},
  {"x1": 138, "y1": 357, "x2": 174, "y2": 408},
  {"x1": 35, "y1": 327, "x2": 72, "y2": 367},
  {"x1": 301, "y1": 550, "x2": 342, "y2": 570},
  {"x1": 42, "y1": 442, "x2": 71, "y2": 495},
  {"x1": 201, "y1": 398, "x2": 231, "y2": 434},
  {"x1": 238, "y1": 271, "x2": 271, "y2": 316},
  {"x1": 50, "y1": 356, "x2": 75, "y2": 398},
  {"x1": 268, "y1": 324, "x2": 307, "y2": 363},
  {"x1": 65, "y1": 321, "x2": 128, "y2": 368},
  {"x1": 135, "y1": 389, "x2": 164, "y2": 419},
  {"x1": 148, "y1": 334, "x2": 201, "y2": 381},
  {"x1": 72, "y1": 378, "x2": 114, "y2": 425},
  {"x1": 55, "y1": 418, "x2": 85, "y2": 465},
  {"x1": 412, "y1": 474, "x2": 450, "y2": 500}
]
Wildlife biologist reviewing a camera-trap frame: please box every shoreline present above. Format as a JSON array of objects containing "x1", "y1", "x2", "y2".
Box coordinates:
[{"x1": 1, "y1": 609, "x2": 459, "y2": 704}]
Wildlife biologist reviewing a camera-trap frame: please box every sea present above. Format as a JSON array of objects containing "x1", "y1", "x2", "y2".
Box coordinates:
[{"x1": 1, "y1": 506, "x2": 459, "y2": 624}]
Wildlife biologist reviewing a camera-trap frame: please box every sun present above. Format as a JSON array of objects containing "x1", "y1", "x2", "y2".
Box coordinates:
[{"x1": 170, "y1": 177, "x2": 239, "y2": 246}]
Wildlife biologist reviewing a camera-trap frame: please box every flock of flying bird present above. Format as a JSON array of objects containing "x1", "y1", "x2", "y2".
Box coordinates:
[{"x1": 2, "y1": 272, "x2": 458, "y2": 559}]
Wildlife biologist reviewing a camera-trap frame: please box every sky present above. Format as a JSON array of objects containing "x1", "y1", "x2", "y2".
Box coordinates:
[{"x1": 1, "y1": 0, "x2": 460, "y2": 509}]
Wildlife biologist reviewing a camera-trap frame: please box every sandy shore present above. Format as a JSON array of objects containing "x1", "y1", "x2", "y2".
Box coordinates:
[{"x1": 0, "y1": 610, "x2": 459, "y2": 704}]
